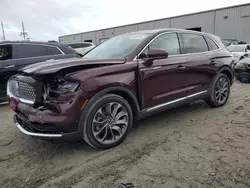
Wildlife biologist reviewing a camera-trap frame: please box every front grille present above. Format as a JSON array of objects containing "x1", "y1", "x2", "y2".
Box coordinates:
[{"x1": 7, "y1": 80, "x2": 36, "y2": 104}]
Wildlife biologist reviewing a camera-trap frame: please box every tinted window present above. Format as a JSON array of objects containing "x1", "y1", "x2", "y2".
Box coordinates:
[
  {"x1": 182, "y1": 33, "x2": 208, "y2": 54},
  {"x1": 17, "y1": 44, "x2": 48, "y2": 58},
  {"x1": 46, "y1": 46, "x2": 61, "y2": 55},
  {"x1": 82, "y1": 43, "x2": 92, "y2": 47},
  {"x1": 0, "y1": 45, "x2": 12, "y2": 61},
  {"x1": 205, "y1": 37, "x2": 219, "y2": 51},
  {"x1": 147, "y1": 33, "x2": 180, "y2": 56},
  {"x1": 69, "y1": 43, "x2": 92, "y2": 48}
]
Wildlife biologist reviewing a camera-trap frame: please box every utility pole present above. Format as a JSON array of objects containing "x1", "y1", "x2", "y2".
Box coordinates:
[
  {"x1": 20, "y1": 21, "x2": 28, "y2": 40},
  {"x1": 1, "y1": 21, "x2": 5, "y2": 41}
]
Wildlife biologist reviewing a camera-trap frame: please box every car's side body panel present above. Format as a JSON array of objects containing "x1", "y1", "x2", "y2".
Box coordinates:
[{"x1": 6, "y1": 29, "x2": 234, "y2": 143}]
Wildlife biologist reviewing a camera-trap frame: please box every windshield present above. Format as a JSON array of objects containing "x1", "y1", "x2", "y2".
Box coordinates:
[
  {"x1": 227, "y1": 45, "x2": 245, "y2": 52},
  {"x1": 83, "y1": 33, "x2": 149, "y2": 59}
]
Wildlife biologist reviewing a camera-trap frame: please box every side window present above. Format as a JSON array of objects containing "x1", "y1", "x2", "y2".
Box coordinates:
[
  {"x1": 147, "y1": 33, "x2": 180, "y2": 56},
  {"x1": 45, "y1": 46, "x2": 62, "y2": 55},
  {"x1": 182, "y1": 33, "x2": 208, "y2": 54},
  {"x1": 205, "y1": 37, "x2": 219, "y2": 51},
  {"x1": 17, "y1": 44, "x2": 48, "y2": 58},
  {"x1": 140, "y1": 33, "x2": 180, "y2": 58},
  {"x1": 0, "y1": 45, "x2": 12, "y2": 61}
]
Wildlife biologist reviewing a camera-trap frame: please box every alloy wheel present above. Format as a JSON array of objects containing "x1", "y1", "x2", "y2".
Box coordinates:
[
  {"x1": 92, "y1": 102, "x2": 129, "y2": 145},
  {"x1": 215, "y1": 77, "x2": 229, "y2": 104}
]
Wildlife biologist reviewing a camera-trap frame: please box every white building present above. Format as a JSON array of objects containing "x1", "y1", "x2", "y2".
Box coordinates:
[{"x1": 59, "y1": 3, "x2": 250, "y2": 45}]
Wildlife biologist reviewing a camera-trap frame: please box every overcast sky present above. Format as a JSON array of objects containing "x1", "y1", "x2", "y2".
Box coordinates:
[{"x1": 0, "y1": 0, "x2": 249, "y2": 41}]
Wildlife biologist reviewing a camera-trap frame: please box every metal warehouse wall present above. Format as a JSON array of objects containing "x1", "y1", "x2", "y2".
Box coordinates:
[
  {"x1": 215, "y1": 4, "x2": 250, "y2": 43},
  {"x1": 59, "y1": 4, "x2": 250, "y2": 44}
]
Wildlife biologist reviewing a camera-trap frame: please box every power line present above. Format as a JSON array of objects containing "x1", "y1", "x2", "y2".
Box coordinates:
[
  {"x1": 1, "y1": 21, "x2": 5, "y2": 41},
  {"x1": 20, "y1": 21, "x2": 28, "y2": 40}
]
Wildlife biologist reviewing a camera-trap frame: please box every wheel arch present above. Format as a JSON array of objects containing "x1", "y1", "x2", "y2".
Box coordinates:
[
  {"x1": 219, "y1": 66, "x2": 233, "y2": 85},
  {"x1": 90, "y1": 86, "x2": 140, "y2": 120}
]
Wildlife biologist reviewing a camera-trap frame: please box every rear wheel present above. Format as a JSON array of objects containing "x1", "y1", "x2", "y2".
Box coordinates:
[
  {"x1": 81, "y1": 94, "x2": 133, "y2": 149},
  {"x1": 206, "y1": 73, "x2": 230, "y2": 107}
]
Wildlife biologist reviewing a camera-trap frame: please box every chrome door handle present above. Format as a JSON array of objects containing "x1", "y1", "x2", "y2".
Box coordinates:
[{"x1": 4, "y1": 65, "x2": 15, "y2": 69}]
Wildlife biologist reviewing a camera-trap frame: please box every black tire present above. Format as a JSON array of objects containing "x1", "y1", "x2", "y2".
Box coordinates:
[
  {"x1": 80, "y1": 94, "x2": 133, "y2": 149},
  {"x1": 206, "y1": 73, "x2": 230, "y2": 108}
]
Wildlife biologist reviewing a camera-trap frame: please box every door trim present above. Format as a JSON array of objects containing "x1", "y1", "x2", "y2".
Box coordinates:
[{"x1": 146, "y1": 90, "x2": 207, "y2": 112}]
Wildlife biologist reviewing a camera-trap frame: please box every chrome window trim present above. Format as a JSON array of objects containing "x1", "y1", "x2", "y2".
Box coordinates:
[
  {"x1": 146, "y1": 90, "x2": 207, "y2": 112},
  {"x1": 134, "y1": 31, "x2": 221, "y2": 61}
]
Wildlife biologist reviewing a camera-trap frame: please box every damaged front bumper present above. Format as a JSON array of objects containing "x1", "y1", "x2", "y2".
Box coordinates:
[
  {"x1": 14, "y1": 114, "x2": 80, "y2": 139},
  {"x1": 7, "y1": 72, "x2": 92, "y2": 140},
  {"x1": 11, "y1": 92, "x2": 85, "y2": 139}
]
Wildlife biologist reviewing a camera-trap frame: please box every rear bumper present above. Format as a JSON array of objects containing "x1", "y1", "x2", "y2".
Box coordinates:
[{"x1": 14, "y1": 114, "x2": 81, "y2": 140}]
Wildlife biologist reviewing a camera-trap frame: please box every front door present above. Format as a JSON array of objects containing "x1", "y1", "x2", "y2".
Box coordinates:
[
  {"x1": 138, "y1": 32, "x2": 191, "y2": 109},
  {"x1": 0, "y1": 44, "x2": 18, "y2": 99}
]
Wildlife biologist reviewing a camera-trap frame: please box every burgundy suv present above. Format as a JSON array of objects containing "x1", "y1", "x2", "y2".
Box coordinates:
[{"x1": 7, "y1": 29, "x2": 233, "y2": 149}]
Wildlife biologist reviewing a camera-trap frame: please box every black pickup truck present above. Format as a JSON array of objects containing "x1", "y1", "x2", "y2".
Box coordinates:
[{"x1": 0, "y1": 41, "x2": 80, "y2": 102}]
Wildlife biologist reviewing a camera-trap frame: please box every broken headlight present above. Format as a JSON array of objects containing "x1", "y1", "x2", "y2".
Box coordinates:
[{"x1": 57, "y1": 81, "x2": 80, "y2": 93}]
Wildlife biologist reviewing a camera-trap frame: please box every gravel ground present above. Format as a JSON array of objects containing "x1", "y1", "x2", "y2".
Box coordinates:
[{"x1": 0, "y1": 81, "x2": 249, "y2": 188}]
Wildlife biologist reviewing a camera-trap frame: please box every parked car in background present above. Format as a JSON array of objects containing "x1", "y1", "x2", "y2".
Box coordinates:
[
  {"x1": 227, "y1": 44, "x2": 250, "y2": 65},
  {"x1": 0, "y1": 41, "x2": 80, "y2": 102},
  {"x1": 7, "y1": 29, "x2": 233, "y2": 149},
  {"x1": 68, "y1": 42, "x2": 95, "y2": 55},
  {"x1": 222, "y1": 39, "x2": 239, "y2": 46},
  {"x1": 234, "y1": 58, "x2": 250, "y2": 82}
]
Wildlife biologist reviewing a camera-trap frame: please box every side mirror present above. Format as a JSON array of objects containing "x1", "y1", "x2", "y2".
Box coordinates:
[{"x1": 147, "y1": 49, "x2": 168, "y2": 59}]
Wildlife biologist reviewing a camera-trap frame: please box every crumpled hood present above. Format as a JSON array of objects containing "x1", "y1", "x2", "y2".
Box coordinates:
[{"x1": 20, "y1": 58, "x2": 126, "y2": 75}]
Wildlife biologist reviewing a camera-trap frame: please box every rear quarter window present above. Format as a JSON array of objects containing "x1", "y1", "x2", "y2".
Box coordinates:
[
  {"x1": 45, "y1": 46, "x2": 62, "y2": 55},
  {"x1": 205, "y1": 37, "x2": 219, "y2": 51}
]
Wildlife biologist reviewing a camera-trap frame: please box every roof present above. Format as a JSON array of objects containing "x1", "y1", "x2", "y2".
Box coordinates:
[
  {"x1": 120, "y1": 28, "x2": 218, "y2": 38},
  {"x1": 59, "y1": 3, "x2": 250, "y2": 38},
  {"x1": 0, "y1": 41, "x2": 67, "y2": 47}
]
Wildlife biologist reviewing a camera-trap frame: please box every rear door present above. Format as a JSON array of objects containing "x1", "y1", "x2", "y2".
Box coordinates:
[
  {"x1": 179, "y1": 33, "x2": 217, "y2": 96},
  {"x1": 16, "y1": 44, "x2": 55, "y2": 69},
  {"x1": 0, "y1": 44, "x2": 18, "y2": 99}
]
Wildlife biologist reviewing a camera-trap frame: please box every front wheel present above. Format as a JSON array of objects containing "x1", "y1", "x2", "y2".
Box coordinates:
[
  {"x1": 206, "y1": 73, "x2": 230, "y2": 107},
  {"x1": 81, "y1": 94, "x2": 133, "y2": 149}
]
